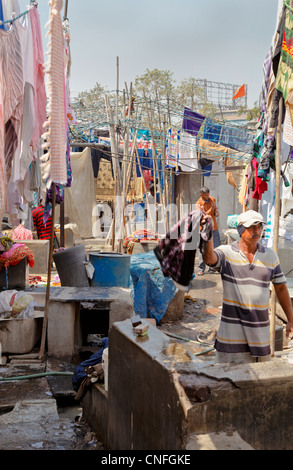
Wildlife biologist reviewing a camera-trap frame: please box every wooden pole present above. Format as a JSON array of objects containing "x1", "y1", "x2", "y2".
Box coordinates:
[
  {"x1": 63, "y1": 0, "x2": 68, "y2": 19},
  {"x1": 39, "y1": 182, "x2": 56, "y2": 360},
  {"x1": 270, "y1": 97, "x2": 283, "y2": 357},
  {"x1": 155, "y1": 87, "x2": 167, "y2": 234},
  {"x1": 105, "y1": 94, "x2": 121, "y2": 250},
  {"x1": 60, "y1": 196, "x2": 65, "y2": 247},
  {"x1": 143, "y1": 91, "x2": 164, "y2": 232}
]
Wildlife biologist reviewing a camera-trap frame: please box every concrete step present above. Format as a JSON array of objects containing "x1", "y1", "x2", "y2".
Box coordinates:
[{"x1": 185, "y1": 431, "x2": 254, "y2": 450}]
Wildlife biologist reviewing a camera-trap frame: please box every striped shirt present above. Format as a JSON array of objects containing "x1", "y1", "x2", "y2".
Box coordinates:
[
  {"x1": 32, "y1": 205, "x2": 52, "y2": 240},
  {"x1": 213, "y1": 241, "x2": 286, "y2": 357}
]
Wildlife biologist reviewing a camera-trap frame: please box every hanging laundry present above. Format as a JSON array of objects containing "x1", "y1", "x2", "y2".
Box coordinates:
[
  {"x1": 275, "y1": 6, "x2": 293, "y2": 126},
  {"x1": 30, "y1": 5, "x2": 47, "y2": 155},
  {"x1": 63, "y1": 18, "x2": 76, "y2": 127},
  {"x1": 224, "y1": 152, "x2": 247, "y2": 192},
  {"x1": 91, "y1": 147, "x2": 112, "y2": 178},
  {"x1": 165, "y1": 128, "x2": 180, "y2": 174},
  {"x1": 264, "y1": 195, "x2": 275, "y2": 248},
  {"x1": 135, "y1": 128, "x2": 150, "y2": 140},
  {"x1": 202, "y1": 118, "x2": 222, "y2": 143},
  {"x1": 0, "y1": 22, "x2": 24, "y2": 173},
  {"x1": 283, "y1": 107, "x2": 293, "y2": 145},
  {"x1": 182, "y1": 107, "x2": 205, "y2": 137},
  {"x1": 1, "y1": 0, "x2": 20, "y2": 22},
  {"x1": 6, "y1": 8, "x2": 36, "y2": 221},
  {"x1": 136, "y1": 148, "x2": 153, "y2": 177},
  {"x1": 41, "y1": 0, "x2": 67, "y2": 186},
  {"x1": 252, "y1": 157, "x2": 268, "y2": 200},
  {"x1": 0, "y1": 61, "x2": 4, "y2": 223},
  {"x1": 258, "y1": 135, "x2": 275, "y2": 180},
  {"x1": 154, "y1": 210, "x2": 203, "y2": 291},
  {"x1": 178, "y1": 131, "x2": 198, "y2": 172},
  {"x1": 197, "y1": 138, "x2": 222, "y2": 176},
  {"x1": 16, "y1": 10, "x2": 35, "y2": 179},
  {"x1": 0, "y1": 15, "x2": 24, "y2": 222},
  {"x1": 219, "y1": 124, "x2": 254, "y2": 154},
  {"x1": 0, "y1": 2, "x2": 4, "y2": 31},
  {"x1": 281, "y1": 161, "x2": 293, "y2": 217},
  {"x1": 238, "y1": 165, "x2": 249, "y2": 208},
  {"x1": 64, "y1": 148, "x2": 97, "y2": 239}
]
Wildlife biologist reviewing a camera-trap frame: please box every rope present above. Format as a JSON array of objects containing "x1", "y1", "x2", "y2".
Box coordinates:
[{"x1": 0, "y1": 1, "x2": 37, "y2": 26}]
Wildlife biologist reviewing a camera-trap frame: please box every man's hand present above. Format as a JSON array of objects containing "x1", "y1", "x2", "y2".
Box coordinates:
[
  {"x1": 286, "y1": 320, "x2": 293, "y2": 339},
  {"x1": 201, "y1": 213, "x2": 214, "y2": 230}
]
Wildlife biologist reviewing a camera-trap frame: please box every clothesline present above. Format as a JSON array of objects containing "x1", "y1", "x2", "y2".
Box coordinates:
[{"x1": 0, "y1": 0, "x2": 37, "y2": 25}]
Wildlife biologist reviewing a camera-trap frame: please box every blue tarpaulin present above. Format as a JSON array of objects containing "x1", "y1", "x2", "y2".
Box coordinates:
[{"x1": 129, "y1": 251, "x2": 178, "y2": 322}]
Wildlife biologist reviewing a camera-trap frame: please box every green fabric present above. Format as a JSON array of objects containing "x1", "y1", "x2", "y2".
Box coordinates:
[{"x1": 275, "y1": 8, "x2": 293, "y2": 102}]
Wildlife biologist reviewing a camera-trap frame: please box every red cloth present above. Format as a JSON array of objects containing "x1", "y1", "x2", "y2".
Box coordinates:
[
  {"x1": 252, "y1": 158, "x2": 268, "y2": 200},
  {"x1": 0, "y1": 243, "x2": 35, "y2": 270}
]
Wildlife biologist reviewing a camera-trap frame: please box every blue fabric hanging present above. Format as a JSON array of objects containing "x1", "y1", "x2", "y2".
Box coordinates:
[{"x1": 0, "y1": 1, "x2": 5, "y2": 30}]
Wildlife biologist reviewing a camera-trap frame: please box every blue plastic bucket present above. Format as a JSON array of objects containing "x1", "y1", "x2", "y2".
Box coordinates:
[{"x1": 89, "y1": 252, "x2": 131, "y2": 288}]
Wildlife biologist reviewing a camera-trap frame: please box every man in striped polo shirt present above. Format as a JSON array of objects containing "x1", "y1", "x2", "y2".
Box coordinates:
[
  {"x1": 202, "y1": 210, "x2": 293, "y2": 364},
  {"x1": 32, "y1": 200, "x2": 54, "y2": 241}
]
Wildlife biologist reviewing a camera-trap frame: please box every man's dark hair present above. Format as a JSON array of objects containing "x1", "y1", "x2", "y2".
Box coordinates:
[{"x1": 200, "y1": 186, "x2": 210, "y2": 194}]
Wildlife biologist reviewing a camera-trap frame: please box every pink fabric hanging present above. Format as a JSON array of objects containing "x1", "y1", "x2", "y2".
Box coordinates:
[
  {"x1": 41, "y1": 0, "x2": 67, "y2": 185},
  {"x1": 30, "y1": 5, "x2": 47, "y2": 155},
  {"x1": 0, "y1": 58, "x2": 4, "y2": 221},
  {"x1": 0, "y1": 23, "x2": 23, "y2": 220}
]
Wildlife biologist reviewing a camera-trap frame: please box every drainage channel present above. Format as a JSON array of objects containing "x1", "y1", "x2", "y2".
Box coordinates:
[
  {"x1": 55, "y1": 395, "x2": 104, "y2": 450},
  {"x1": 56, "y1": 395, "x2": 82, "y2": 420}
]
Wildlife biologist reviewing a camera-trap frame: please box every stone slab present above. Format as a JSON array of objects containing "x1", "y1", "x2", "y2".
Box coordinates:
[
  {"x1": 0, "y1": 399, "x2": 76, "y2": 450},
  {"x1": 0, "y1": 257, "x2": 29, "y2": 289},
  {"x1": 186, "y1": 431, "x2": 254, "y2": 450},
  {"x1": 48, "y1": 286, "x2": 132, "y2": 303},
  {"x1": 19, "y1": 239, "x2": 49, "y2": 274}
]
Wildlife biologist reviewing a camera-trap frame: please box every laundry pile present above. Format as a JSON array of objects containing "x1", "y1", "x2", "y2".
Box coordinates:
[
  {"x1": 0, "y1": 289, "x2": 36, "y2": 320},
  {"x1": 123, "y1": 229, "x2": 161, "y2": 254},
  {"x1": 0, "y1": 234, "x2": 34, "y2": 271}
]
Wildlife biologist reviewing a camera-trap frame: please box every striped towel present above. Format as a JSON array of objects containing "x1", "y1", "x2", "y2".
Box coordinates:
[{"x1": 42, "y1": 0, "x2": 67, "y2": 185}]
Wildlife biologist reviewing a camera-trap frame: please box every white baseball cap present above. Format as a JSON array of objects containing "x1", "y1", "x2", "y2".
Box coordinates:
[{"x1": 237, "y1": 210, "x2": 265, "y2": 228}]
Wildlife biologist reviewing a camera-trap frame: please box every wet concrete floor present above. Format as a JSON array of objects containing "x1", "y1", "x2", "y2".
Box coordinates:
[
  {"x1": 0, "y1": 261, "x2": 283, "y2": 453},
  {"x1": 0, "y1": 265, "x2": 224, "y2": 452}
]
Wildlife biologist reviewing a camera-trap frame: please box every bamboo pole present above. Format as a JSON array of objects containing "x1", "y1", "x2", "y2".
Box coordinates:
[
  {"x1": 105, "y1": 94, "x2": 122, "y2": 250},
  {"x1": 143, "y1": 91, "x2": 164, "y2": 232},
  {"x1": 135, "y1": 148, "x2": 155, "y2": 231},
  {"x1": 39, "y1": 182, "x2": 56, "y2": 360},
  {"x1": 119, "y1": 83, "x2": 133, "y2": 249},
  {"x1": 270, "y1": 97, "x2": 283, "y2": 357},
  {"x1": 63, "y1": 0, "x2": 68, "y2": 19},
  {"x1": 156, "y1": 88, "x2": 167, "y2": 234}
]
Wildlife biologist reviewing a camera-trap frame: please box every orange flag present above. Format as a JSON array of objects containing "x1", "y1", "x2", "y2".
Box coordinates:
[{"x1": 232, "y1": 84, "x2": 245, "y2": 100}]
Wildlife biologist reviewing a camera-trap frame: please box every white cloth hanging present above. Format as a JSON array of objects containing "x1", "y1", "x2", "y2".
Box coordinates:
[
  {"x1": 283, "y1": 107, "x2": 293, "y2": 146},
  {"x1": 281, "y1": 161, "x2": 293, "y2": 218},
  {"x1": 178, "y1": 131, "x2": 198, "y2": 172}
]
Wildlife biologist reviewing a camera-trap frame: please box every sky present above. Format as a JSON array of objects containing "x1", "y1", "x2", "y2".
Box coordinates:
[{"x1": 17, "y1": 0, "x2": 280, "y2": 108}]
